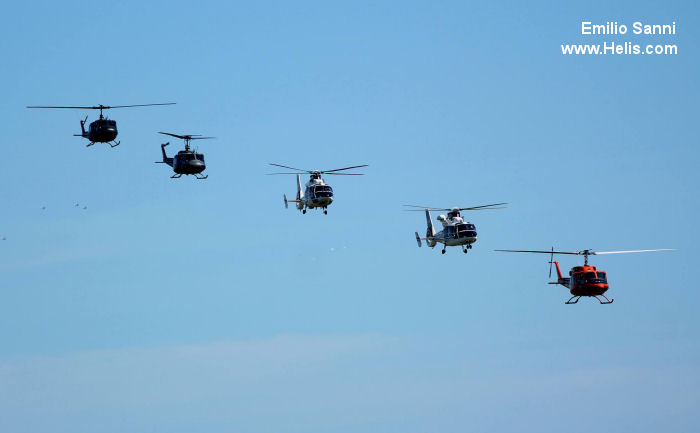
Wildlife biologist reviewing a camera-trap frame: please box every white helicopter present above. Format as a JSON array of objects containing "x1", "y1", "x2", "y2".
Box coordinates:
[
  {"x1": 405, "y1": 203, "x2": 507, "y2": 254},
  {"x1": 269, "y1": 163, "x2": 368, "y2": 214}
]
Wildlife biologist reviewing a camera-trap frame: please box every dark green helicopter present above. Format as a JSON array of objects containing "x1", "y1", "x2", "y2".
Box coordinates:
[
  {"x1": 27, "y1": 103, "x2": 175, "y2": 147},
  {"x1": 156, "y1": 132, "x2": 214, "y2": 179}
]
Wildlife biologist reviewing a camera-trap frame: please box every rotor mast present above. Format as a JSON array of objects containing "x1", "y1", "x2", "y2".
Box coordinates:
[{"x1": 582, "y1": 250, "x2": 591, "y2": 265}]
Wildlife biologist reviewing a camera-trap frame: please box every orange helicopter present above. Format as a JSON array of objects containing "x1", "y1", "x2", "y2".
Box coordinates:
[{"x1": 495, "y1": 248, "x2": 674, "y2": 304}]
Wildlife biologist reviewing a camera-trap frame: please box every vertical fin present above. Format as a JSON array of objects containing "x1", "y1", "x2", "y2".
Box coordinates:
[
  {"x1": 425, "y1": 209, "x2": 436, "y2": 237},
  {"x1": 296, "y1": 174, "x2": 303, "y2": 200},
  {"x1": 160, "y1": 142, "x2": 173, "y2": 166},
  {"x1": 552, "y1": 261, "x2": 563, "y2": 280}
]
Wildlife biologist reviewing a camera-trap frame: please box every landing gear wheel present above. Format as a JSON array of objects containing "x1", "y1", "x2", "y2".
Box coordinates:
[
  {"x1": 441, "y1": 249, "x2": 446, "y2": 255},
  {"x1": 323, "y1": 210, "x2": 327, "y2": 215},
  {"x1": 302, "y1": 209, "x2": 306, "y2": 214},
  {"x1": 463, "y1": 249, "x2": 468, "y2": 254}
]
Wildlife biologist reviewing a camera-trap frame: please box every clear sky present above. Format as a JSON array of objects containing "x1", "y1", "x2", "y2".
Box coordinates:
[{"x1": 1, "y1": 0, "x2": 698, "y2": 431}]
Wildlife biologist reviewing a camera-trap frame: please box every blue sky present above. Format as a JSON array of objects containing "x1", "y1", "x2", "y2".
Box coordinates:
[{"x1": 1, "y1": 0, "x2": 698, "y2": 431}]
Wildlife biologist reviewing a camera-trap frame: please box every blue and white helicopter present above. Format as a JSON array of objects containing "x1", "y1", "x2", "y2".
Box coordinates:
[
  {"x1": 269, "y1": 163, "x2": 368, "y2": 214},
  {"x1": 405, "y1": 203, "x2": 507, "y2": 254}
]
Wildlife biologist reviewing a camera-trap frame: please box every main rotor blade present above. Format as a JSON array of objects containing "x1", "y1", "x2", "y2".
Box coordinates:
[
  {"x1": 321, "y1": 164, "x2": 369, "y2": 173},
  {"x1": 27, "y1": 106, "x2": 96, "y2": 109},
  {"x1": 266, "y1": 172, "x2": 307, "y2": 175},
  {"x1": 324, "y1": 172, "x2": 364, "y2": 175},
  {"x1": 402, "y1": 205, "x2": 450, "y2": 211},
  {"x1": 403, "y1": 203, "x2": 507, "y2": 211},
  {"x1": 460, "y1": 203, "x2": 508, "y2": 211},
  {"x1": 269, "y1": 163, "x2": 309, "y2": 172},
  {"x1": 28, "y1": 102, "x2": 176, "y2": 110},
  {"x1": 159, "y1": 132, "x2": 188, "y2": 139},
  {"x1": 592, "y1": 249, "x2": 676, "y2": 255},
  {"x1": 495, "y1": 249, "x2": 583, "y2": 255},
  {"x1": 189, "y1": 136, "x2": 215, "y2": 140},
  {"x1": 267, "y1": 171, "x2": 363, "y2": 176},
  {"x1": 108, "y1": 103, "x2": 176, "y2": 108},
  {"x1": 404, "y1": 204, "x2": 452, "y2": 212}
]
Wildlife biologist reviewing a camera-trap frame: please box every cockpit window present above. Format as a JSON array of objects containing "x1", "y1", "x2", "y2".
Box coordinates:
[
  {"x1": 455, "y1": 223, "x2": 476, "y2": 238},
  {"x1": 584, "y1": 272, "x2": 598, "y2": 282},
  {"x1": 581, "y1": 272, "x2": 607, "y2": 283},
  {"x1": 312, "y1": 185, "x2": 333, "y2": 197}
]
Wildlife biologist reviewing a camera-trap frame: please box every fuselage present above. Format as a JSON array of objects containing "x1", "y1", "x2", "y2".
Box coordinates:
[
  {"x1": 87, "y1": 118, "x2": 118, "y2": 143},
  {"x1": 173, "y1": 150, "x2": 206, "y2": 175},
  {"x1": 300, "y1": 174, "x2": 333, "y2": 209},
  {"x1": 432, "y1": 210, "x2": 477, "y2": 246},
  {"x1": 560, "y1": 265, "x2": 609, "y2": 296}
]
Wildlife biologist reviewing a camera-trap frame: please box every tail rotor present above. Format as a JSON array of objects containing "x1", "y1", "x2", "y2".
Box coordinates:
[{"x1": 548, "y1": 246, "x2": 554, "y2": 278}]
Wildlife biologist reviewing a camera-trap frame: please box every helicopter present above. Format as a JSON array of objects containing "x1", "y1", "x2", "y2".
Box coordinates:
[
  {"x1": 269, "y1": 163, "x2": 368, "y2": 214},
  {"x1": 27, "y1": 103, "x2": 175, "y2": 147},
  {"x1": 156, "y1": 132, "x2": 213, "y2": 179},
  {"x1": 405, "y1": 203, "x2": 507, "y2": 254},
  {"x1": 495, "y1": 247, "x2": 675, "y2": 304}
]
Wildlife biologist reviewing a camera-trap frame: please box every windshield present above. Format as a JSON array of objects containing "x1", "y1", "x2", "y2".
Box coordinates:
[
  {"x1": 583, "y1": 272, "x2": 607, "y2": 283},
  {"x1": 455, "y1": 223, "x2": 476, "y2": 238},
  {"x1": 313, "y1": 185, "x2": 333, "y2": 197}
]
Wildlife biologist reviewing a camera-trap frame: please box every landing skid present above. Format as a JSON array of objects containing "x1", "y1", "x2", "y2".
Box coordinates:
[
  {"x1": 565, "y1": 296, "x2": 581, "y2": 304},
  {"x1": 594, "y1": 295, "x2": 614, "y2": 304},
  {"x1": 565, "y1": 295, "x2": 614, "y2": 304},
  {"x1": 171, "y1": 173, "x2": 208, "y2": 179},
  {"x1": 85, "y1": 140, "x2": 120, "y2": 148}
]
